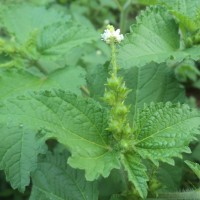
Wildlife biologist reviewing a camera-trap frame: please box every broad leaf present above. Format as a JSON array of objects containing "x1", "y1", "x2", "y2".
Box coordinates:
[
  {"x1": 118, "y1": 6, "x2": 180, "y2": 68},
  {"x1": 121, "y1": 153, "x2": 148, "y2": 199},
  {"x1": 155, "y1": 0, "x2": 200, "y2": 31},
  {"x1": 30, "y1": 151, "x2": 98, "y2": 200},
  {"x1": 185, "y1": 160, "x2": 200, "y2": 179},
  {"x1": 87, "y1": 63, "x2": 186, "y2": 123},
  {"x1": 36, "y1": 22, "x2": 98, "y2": 61},
  {"x1": 0, "y1": 4, "x2": 98, "y2": 72},
  {"x1": 135, "y1": 103, "x2": 200, "y2": 165},
  {"x1": 0, "y1": 3, "x2": 70, "y2": 43},
  {"x1": 124, "y1": 63, "x2": 185, "y2": 124},
  {"x1": 0, "y1": 124, "x2": 47, "y2": 192},
  {"x1": 118, "y1": 6, "x2": 200, "y2": 68},
  {"x1": 0, "y1": 90, "x2": 120, "y2": 183},
  {"x1": 0, "y1": 67, "x2": 85, "y2": 101},
  {"x1": 42, "y1": 66, "x2": 86, "y2": 95}
]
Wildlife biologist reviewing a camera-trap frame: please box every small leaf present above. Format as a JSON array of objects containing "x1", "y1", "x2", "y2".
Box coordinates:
[
  {"x1": 185, "y1": 160, "x2": 200, "y2": 179},
  {"x1": 121, "y1": 153, "x2": 148, "y2": 199},
  {"x1": 135, "y1": 103, "x2": 200, "y2": 165},
  {"x1": 30, "y1": 151, "x2": 98, "y2": 200}
]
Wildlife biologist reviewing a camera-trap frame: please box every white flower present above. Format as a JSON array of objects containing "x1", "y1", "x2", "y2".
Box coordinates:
[{"x1": 101, "y1": 25, "x2": 124, "y2": 44}]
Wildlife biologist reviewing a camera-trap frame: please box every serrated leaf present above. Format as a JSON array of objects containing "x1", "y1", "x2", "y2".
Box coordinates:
[
  {"x1": 30, "y1": 151, "x2": 98, "y2": 200},
  {"x1": 118, "y1": 6, "x2": 180, "y2": 68},
  {"x1": 118, "y1": 6, "x2": 200, "y2": 68},
  {"x1": 121, "y1": 153, "x2": 148, "y2": 199},
  {"x1": 0, "y1": 4, "x2": 98, "y2": 72},
  {"x1": 135, "y1": 103, "x2": 200, "y2": 165},
  {"x1": 185, "y1": 160, "x2": 200, "y2": 179},
  {"x1": 155, "y1": 0, "x2": 200, "y2": 31},
  {"x1": 0, "y1": 90, "x2": 120, "y2": 183},
  {"x1": 36, "y1": 22, "x2": 98, "y2": 60},
  {"x1": 124, "y1": 62, "x2": 185, "y2": 124},
  {"x1": 0, "y1": 124, "x2": 47, "y2": 192},
  {"x1": 87, "y1": 63, "x2": 186, "y2": 124}
]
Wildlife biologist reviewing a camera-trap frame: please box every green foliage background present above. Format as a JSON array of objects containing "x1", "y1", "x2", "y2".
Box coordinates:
[{"x1": 0, "y1": 0, "x2": 200, "y2": 200}]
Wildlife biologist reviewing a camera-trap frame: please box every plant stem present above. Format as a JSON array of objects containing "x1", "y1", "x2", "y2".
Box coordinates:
[
  {"x1": 114, "y1": 0, "x2": 123, "y2": 11},
  {"x1": 120, "y1": 0, "x2": 132, "y2": 34},
  {"x1": 111, "y1": 42, "x2": 118, "y2": 75}
]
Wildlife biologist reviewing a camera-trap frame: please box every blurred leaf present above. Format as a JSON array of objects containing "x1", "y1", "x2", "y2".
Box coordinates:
[
  {"x1": 30, "y1": 151, "x2": 99, "y2": 200},
  {"x1": 185, "y1": 160, "x2": 200, "y2": 179}
]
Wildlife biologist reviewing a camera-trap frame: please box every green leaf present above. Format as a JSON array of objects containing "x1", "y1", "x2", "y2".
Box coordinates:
[
  {"x1": 135, "y1": 102, "x2": 200, "y2": 165},
  {"x1": 121, "y1": 153, "x2": 148, "y2": 199},
  {"x1": 110, "y1": 194, "x2": 126, "y2": 200},
  {"x1": 0, "y1": 4, "x2": 70, "y2": 43},
  {"x1": 30, "y1": 151, "x2": 98, "y2": 200},
  {"x1": 43, "y1": 66, "x2": 86, "y2": 95},
  {"x1": 118, "y1": 6, "x2": 180, "y2": 68},
  {"x1": 0, "y1": 90, "x2": 120, "y2": 183},
  {"x1": 0, "y1": 124, "x2": 47, "y2": 192},
  {"x1": 118, "y1": 6, "x2": 200, "y2": 68},
  {"x1": 124, "y1": 63, "x2": 186, "y2": 124},
  {"x1": 87, "y1": 63, "x2": 185, "y2": 111},
  {"x1": 185, "y1": 160, "x2": 200, "y2": 179},
  {"x1": 98, "y1": 169, "x2": 127, "y2": 199},
  {"x1": 0, "y1": 4, "x2": 98, "y2": 72},
  {"x1": 36, "y1": 22, "x2": 98, "y2": 61},
  {"x1": 86, "y1": 62, "x2": 109, "y2": 101},
  {"x1": 0, "y1": 69, "x2": 44, "y2": 101},
  {"x1": 0, "y1": 67, "x2": 85, "y2": 101},
  {"x1": 157, "y1": 160, "x2": 183, "y2": 191},
  {"x1": 155, "y1": 0, "x2": 200, "y2": 31}
]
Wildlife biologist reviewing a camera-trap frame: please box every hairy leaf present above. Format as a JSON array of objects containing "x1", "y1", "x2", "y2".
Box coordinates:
[
  {"x1": 124, "y1": 63, "x2": 185, "y2": 124},
  {"x1": 118, "y1": 6, "x2": 180, "y2": 68},
  {"x1": 0, "y1": 90, "x2": 120, "y2": 184},
  {"x1": 121, "y1": 153, "x2": 148, "y2": 199},
  {"x1": 87, "y1": 63, "x2": 185, "y2": 112},
  {"x1": 118, "y1": 6, "x2": 200, "y2": 68},
  {"x1": 135, "y1": 103, "x2": 200, "y2": 165},
  {"x1": 0, "y1": 124, "x2": 47, "y2": 192},
  {"x1": 30, "y1": 151, "x2": 98, "y2": 200}
]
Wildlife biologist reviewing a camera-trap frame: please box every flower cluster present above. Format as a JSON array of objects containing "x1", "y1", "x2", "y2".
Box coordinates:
[
  {"x1": 101, "y1": 25, "x2": 124, "y2": 44},
  {"x1": 102, "y1": 25, "x2": 132, "y2": 145}
]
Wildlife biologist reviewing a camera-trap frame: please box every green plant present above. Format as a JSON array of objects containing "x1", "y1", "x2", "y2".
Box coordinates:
[{"x1": 0, "y1": 1, "x2": 200, "y2": 200}]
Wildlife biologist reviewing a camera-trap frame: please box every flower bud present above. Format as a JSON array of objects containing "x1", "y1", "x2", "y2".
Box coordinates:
[
  {"x1": 103, "y1": 90, "x2": 115, "y2": 105},
  {"x1": 106, "y1": 75, "x2": 122, "y2": 90},
  {"x1": 113, "y1": 103, "x2": 128, "y2": 116}
]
